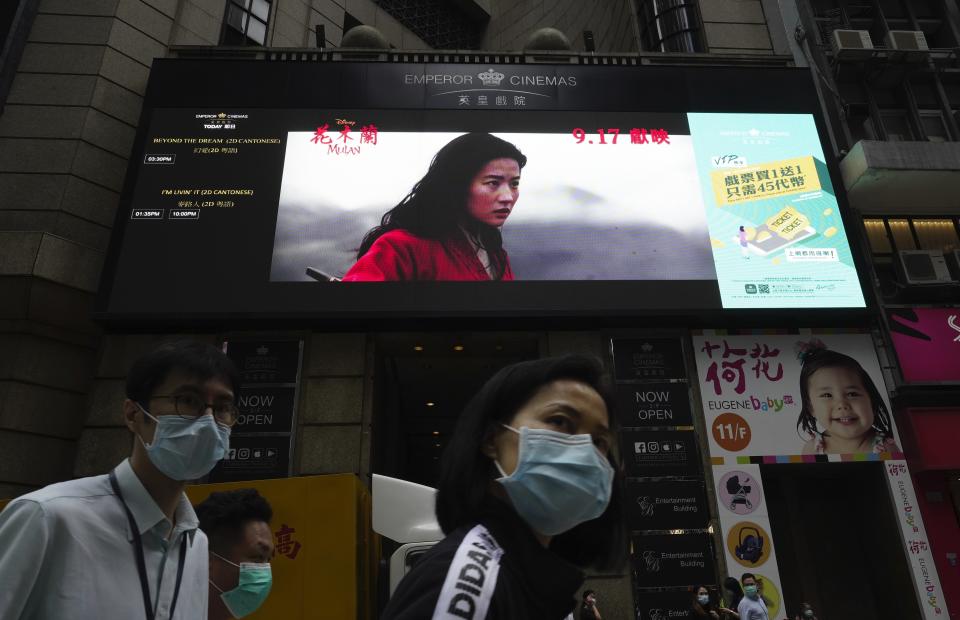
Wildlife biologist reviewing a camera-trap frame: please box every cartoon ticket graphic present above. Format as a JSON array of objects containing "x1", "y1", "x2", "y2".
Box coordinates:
[{"x1": 735, "y1": 206, "x2": 817, "y2": 258}]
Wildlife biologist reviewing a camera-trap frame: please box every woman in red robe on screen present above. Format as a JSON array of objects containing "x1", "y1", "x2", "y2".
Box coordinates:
[{"x1": 342, "y1": 132, "x2": 526, "y2": 281}]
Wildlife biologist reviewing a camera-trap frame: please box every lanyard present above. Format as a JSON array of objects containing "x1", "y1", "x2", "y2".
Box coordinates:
[{"x1": 109, "y1": 471, "x2": 187, "y2": 620}]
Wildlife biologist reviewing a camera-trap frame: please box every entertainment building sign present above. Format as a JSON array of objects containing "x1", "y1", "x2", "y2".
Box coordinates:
[{"x1": 97, "y1": 60, "x2": 870, "y2": 322}]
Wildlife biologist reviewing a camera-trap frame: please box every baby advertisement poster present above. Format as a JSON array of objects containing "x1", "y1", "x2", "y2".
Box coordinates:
[
  {"x1": 687, "y1": 113, "x2": 866, "y2": 309},
  {"x1": 692, "y1": 333, "x2": 903, "y2": 461}
]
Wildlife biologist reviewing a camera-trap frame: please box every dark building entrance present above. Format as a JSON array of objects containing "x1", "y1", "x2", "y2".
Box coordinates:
[
  {"x1": 371, "y1": 332, "x2": 539, "y2": 489},
  {"x1": 762, "y1": 462, "x2": 922, "y2": 620}
]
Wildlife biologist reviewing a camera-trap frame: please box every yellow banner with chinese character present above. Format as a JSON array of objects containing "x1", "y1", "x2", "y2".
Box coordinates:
[{"x1": 709, "y1": 155, "x2": 821, "y2": 206}]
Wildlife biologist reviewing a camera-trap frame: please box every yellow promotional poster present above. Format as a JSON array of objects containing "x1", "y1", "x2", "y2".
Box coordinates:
[
  {"x1": 709, "y1": 155, "x2": 822, "y2": 206},
  {"x1": 187, "y1": 474, "x2": 376, "y2": 620}
]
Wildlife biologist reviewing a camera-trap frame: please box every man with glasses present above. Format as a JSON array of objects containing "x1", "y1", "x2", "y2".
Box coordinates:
[{"x1": 0, "y1": 340, "x2": 240, "y2": 620}]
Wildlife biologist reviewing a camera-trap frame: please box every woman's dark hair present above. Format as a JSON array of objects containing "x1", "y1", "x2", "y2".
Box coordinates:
[
  {"x1": 126, "y1": 340, "x2": 241, "y2": 404},
  {"x1": 724, "y1": 577, "x2": 743, "y2": 607},
  {"x1": 435, "y1": 355, "x2": 626, "y2": 571},
  {"x1": 582, "y1": 590, "x2": 595, "y2": 600},
  {"x1": 795, "y1": 341, "x2": 892, "y2": 440},
  {"x1": 356, "y1": 132, "x2": 527, "y2": 278}
]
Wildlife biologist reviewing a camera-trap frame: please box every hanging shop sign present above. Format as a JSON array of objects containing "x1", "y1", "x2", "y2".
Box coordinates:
[
  {"x1": 208, "y1": 434, "x2": 293, "y2": 483},
  {"x1": 634, "y1": 590, "x2": 696, "y2": 620},
  {"x1": 612, "y1": 339, "x2": 688, "y2": 382},
  {"x1": 226, "y1": 340, "x2": 303, "y2": 384},
  {"x1": 887, "y1": 308, "x2": 960, "y2": 383},
  {"x1": 631, "y1": 533, "x2": 716, "y2": 588},
  {"x1": 624, "y1": 478, "x2": 710, "y2": 530},
  {"x1": 621, "y1": 429, "x2": 702, "y2": 478},
  {"x1": 692, "y1": 333, "x2": 902, "y2": 460},
  {"x1": 615, "y1": 382, "x2": 693, "y2": 428}
]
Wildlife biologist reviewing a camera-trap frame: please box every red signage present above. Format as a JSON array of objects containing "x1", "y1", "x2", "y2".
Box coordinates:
[{"x1": 888, "y1": 308, "x2": 960, "y2": 383}]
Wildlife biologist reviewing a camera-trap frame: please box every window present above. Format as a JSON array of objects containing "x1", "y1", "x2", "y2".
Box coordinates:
[
  {"x1": 878, "y1": 0, "x2": 906, "y2": 18},
  {"x1": 887, "y1": 219, "x2": 916, "y2": 250},
  {"x1": 221, "y1": 0, "x2": 271, "y2": 46},
  {"x1": 374, "y1": 0, "x2": 481, "y2": 50},
  {"x1": 912, "y1": 219, "x2": 960, "y2": 251},
  {"x1": 863, "y1": 218, "x2": 960, "y2": 255},
  {"x1": 880, "y1": 110, "x2": 915, "y2": 141},
  {"x1": 0, "y1": 0, "x2": 39, "y2": 114},
  {"x1": 863, "y1": 219, "x2": 892, "y2": 254},
  {"x1": 636, "y1": 0, "x2": 705, "y2": 53},
  {"x1": 1, "y1": 1, "x2": 20, "y2": 50},
  {"x1": 918, "y1": 111, "x2": 950, "y2": 142}
]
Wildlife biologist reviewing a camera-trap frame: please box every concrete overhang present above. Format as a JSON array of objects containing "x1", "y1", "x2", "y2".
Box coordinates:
[{"x1": 840, "y1": 140, "x2": 960, "y2": 214}]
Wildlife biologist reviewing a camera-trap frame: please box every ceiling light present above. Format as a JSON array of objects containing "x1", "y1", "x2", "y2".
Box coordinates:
[
  {"x1": 432, "y1": 431, "x2": 440, "y2": 436},
  {"x1": 413, "y1": 345, "x2": 424, "y2": 351},
  {"x1": 435, "y1": 443, "x2": 441, "y2": 448},
  {"x1": 453, "y1": 344, "x2": 464, "y2": 351},
  {"x1": 426, "y1": 402, "x2": 435, "y2": 407}
]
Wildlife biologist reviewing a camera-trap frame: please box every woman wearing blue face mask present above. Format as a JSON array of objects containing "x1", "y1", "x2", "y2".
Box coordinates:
[
  {"x1": 693, "y1": 585, "x2": 738, "y2": 619},
  {"x1": 381, "y1": 355, "x2": 626, "y2": 620}
]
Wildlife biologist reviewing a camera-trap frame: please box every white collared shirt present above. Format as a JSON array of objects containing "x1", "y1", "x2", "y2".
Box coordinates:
[{"x1": 0, "y1": 459, "x2": 208, "y2": 620}]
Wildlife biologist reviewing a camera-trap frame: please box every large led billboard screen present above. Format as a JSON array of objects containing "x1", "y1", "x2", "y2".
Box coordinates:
[{"x1": 98, "y1": 60, "x2": 868, "y2": 321}]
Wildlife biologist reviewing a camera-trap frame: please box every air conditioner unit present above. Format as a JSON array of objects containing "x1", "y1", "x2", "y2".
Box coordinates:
[
  {"x1": 946, "y1": 249, "x2": 960, "y2": 281},
  {"x1": 831, "y1": 29, "x2": 874, "y2": 60},
  {"x1": 896, "y1": 250, "x2": 956, "y2": 285},
  {"x1": 885, "y1": 30, "x2": 930, "y2": 62}
]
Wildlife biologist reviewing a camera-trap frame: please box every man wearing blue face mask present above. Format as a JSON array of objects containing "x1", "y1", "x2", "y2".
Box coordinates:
[
  {"x1": 0, "y1": 340, "x2": 238, "y2": 620},
  {"x1": 738, "y1": 573, "x2": 770, "y2": 620},
  {"x1": 196, "y1": 488, "x2": 275, "y2": 620}
]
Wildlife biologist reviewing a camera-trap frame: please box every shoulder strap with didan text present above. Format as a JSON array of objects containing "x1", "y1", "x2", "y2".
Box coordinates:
[{"x1": 432, "y1": 524, "x2": 504, "y2": 620}]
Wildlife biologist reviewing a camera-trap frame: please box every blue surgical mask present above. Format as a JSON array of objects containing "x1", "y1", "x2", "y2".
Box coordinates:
[
  {"x1": 494, "y1": 424, "x2": 614, "y2": 536},
  {"x1": 210, "y1": 551, "x2": 272, "y2": 618},
  {"x1": 697, "y1": 594, "x2": 710, "y2": 605},
  {"x1": 744, "y1": 585, "x2": 758, "y2": 598},
  {"x1": 138, "y1": 405, "x2": 230, "y2": 480}
]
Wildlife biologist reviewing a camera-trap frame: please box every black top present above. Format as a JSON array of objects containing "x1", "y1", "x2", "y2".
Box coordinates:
[
  {"x1": 579, "y1": 601, "x2": 598, "y2": 620},
  {"x1": 382, "y1": 496, "x2": 585, "y2": 619}
]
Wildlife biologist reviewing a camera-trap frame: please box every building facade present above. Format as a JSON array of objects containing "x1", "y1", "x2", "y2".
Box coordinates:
[{"x1": 2, "y1": 1, "x2": 956, "y2": 618}]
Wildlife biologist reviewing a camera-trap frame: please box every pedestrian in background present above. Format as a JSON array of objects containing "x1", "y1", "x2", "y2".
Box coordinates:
[
  {"x1": 737, "y1": 573, "x2": 769, "y2": 620},
  {"x1": 197, "y1": 488, "x2": 275, "y2": 619},
  {"x1": 793, "y1": 602, "x2": 818, "y2": 620},
  {"x1": 579, "y1": 590, "x2": 602, "y2": 620},
  {"x1": 694, "y1": 584, "x2": 741, "y2": 619},
  {"x1": 723, "y1": 577, "x2": 744, "y2": 612}
]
